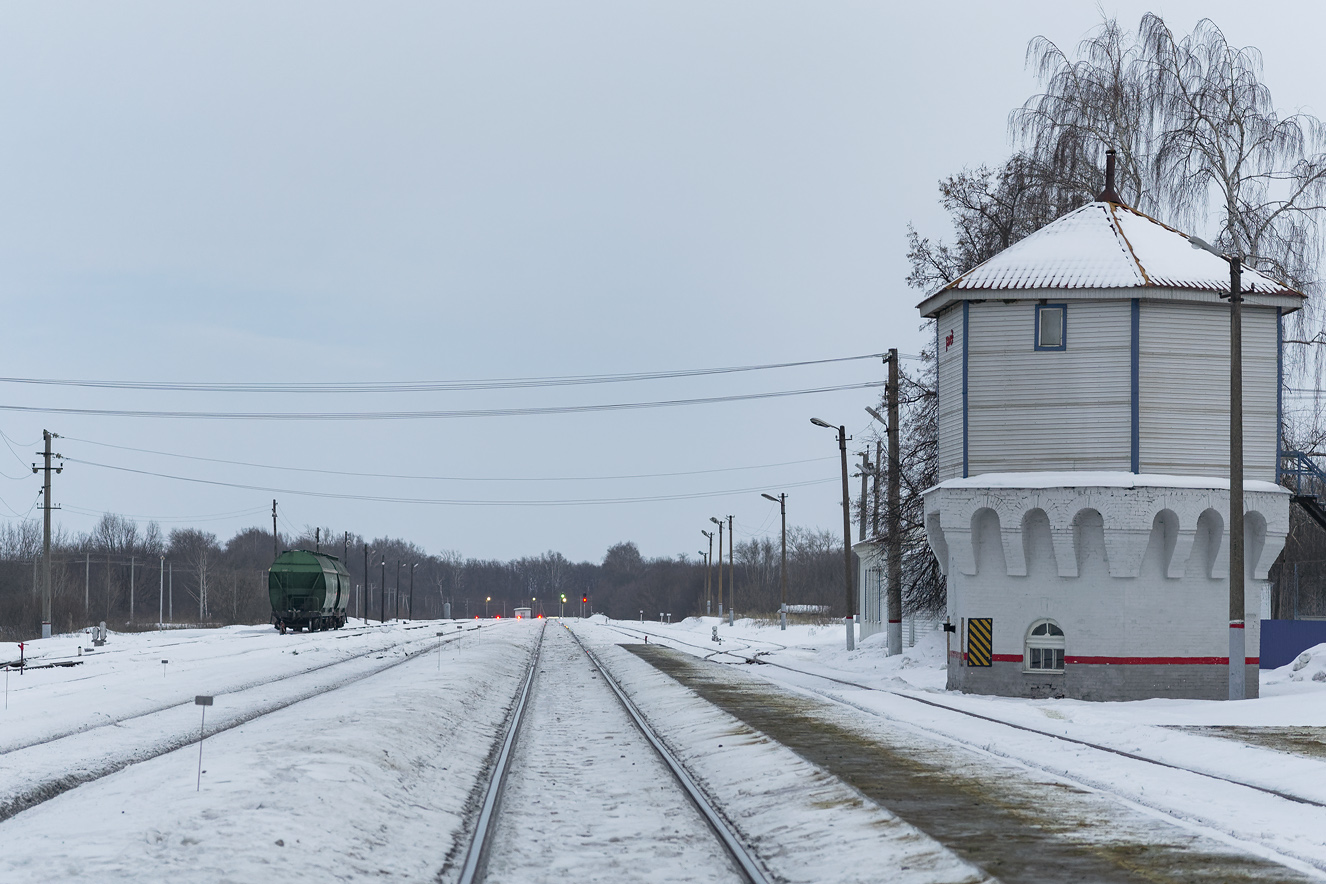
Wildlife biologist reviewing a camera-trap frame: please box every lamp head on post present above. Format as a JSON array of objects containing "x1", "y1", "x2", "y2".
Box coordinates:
[
  {"x1": 709, "y1": 516, "x2": 721, "y2": 526},
  {"x1": 761, "y1": 493, "x2": 778, "y2": 503},
  {"x1": 865, "y1": 406, "x2": 887, "y2": 427},
  {"x1": 810, "y1": 417, "x2": 832, "y2": 429}
]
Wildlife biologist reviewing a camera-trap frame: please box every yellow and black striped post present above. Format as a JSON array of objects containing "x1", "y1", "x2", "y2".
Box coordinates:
[{"x1": 967, "y1": 617, "x2": 992, "y2": 667}]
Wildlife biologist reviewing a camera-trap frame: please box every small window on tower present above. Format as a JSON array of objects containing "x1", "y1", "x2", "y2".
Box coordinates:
[{"x1": 1036, "y1": 304, "x2": 1066, "y2": 350}]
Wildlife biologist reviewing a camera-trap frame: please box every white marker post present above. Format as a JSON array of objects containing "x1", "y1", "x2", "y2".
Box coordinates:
[
  {"x1": 162, "y1": 659, "x2": 168, "y2": 678},
  {"x1": 195, "y1": 695, "x2": 213, "y2": 791}
]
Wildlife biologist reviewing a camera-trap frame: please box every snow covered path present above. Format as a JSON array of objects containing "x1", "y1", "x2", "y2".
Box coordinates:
[
  {"x1": 5, "y1": 617, "x2": 1326, "y2": 882},
  {"x1": 0, "y1": 622, "x2": 530, "y2": 882},
  {"x1": 482, "y1": 622, "x2": 745, "y2": 884}
]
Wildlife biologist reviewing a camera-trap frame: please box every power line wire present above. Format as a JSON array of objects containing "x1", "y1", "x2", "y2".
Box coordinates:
[
  {"x1": 65, "y1": 457, "x2": 838, "y2": 506},
  {"x1": 62, "y1": 436, "x2": 835, "y2": 483},
  {"x1": 0, "y1": 353, "x2": 886, "y2": 394},
  {"x1": 0, "y1": 381, "x2": 885, "y2": 421}
]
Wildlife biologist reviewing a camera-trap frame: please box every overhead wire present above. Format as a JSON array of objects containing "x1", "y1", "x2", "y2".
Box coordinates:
[
  {"x1": 62, "y1": 436, "x2": 835, "y2": 483},
  {"x1": 64, "y1": 456, "x2": 838, "y2": 507},
  {"x1": 0, "y1": 381, "x2": 885, "y2": 421},
  {"x1": 0, "y1": 353, "x2": 887, "y2": 394}
]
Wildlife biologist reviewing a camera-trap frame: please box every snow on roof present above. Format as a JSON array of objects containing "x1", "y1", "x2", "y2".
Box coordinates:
[
  {"x1": 930, "y1": 471, "x2": 1288, "y2": 495},
  {"x1": 922, "y1": 201, "x2": 1302, "y2": 306}
]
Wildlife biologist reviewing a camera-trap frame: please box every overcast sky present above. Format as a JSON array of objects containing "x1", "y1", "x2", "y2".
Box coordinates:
[{"x1": 1, "y1": 1, "x2": 1322, "y2": 563}]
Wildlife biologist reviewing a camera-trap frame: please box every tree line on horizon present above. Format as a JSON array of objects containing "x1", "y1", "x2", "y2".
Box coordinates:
[{"x1": 0, "y1": 513, "x2": 855, "y2": 641}]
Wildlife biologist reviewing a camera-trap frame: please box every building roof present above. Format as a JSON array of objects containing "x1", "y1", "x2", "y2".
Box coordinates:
[{"x1": 917, "y1": 201, "x2": 1305, "y2": 317}]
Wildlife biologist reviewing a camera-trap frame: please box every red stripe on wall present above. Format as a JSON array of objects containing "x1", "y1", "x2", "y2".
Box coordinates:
[
  {"x1": 970, "y1": 655, "x2": 1263, "y2": 665},
  {"x1": 1065, "y1": 656, "x2": 1260, "y2": 665}
]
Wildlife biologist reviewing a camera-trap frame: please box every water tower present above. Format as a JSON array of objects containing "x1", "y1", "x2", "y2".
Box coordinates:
[{"x1": 920, "y1": 156, "x2": 1301, "y2": 700}]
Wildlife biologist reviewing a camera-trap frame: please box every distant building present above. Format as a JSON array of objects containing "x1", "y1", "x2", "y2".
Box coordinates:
[{"x1": 918, "y1": 156, "x2": 1302, "y2": 700}]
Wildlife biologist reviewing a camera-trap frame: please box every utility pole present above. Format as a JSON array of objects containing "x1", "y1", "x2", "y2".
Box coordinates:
[
  {"x1": 873, "y1": 440, "x2": 883, "y2": 538},
  {"x1": 711, "y1": 518, "x2": 724, "y2": 618},
  {"x1": 1187, "y1": 235, "x2": 1247, "y2": 700},
  {"x1": 811, "y1": 418, "x2": 854, "y2": 651},
  {"x1": 315, "y1": 527, "x2": 320, "y2": 553},
  {"x1": 858, "y1": 451, "x2": 870, "y2": 541},
  {"x1": 701, "y1": 529, "x2": 714, "y2": 616},
  {"x1": 380, "y1": 558, "x2": 386, "y2": 624},
  {"x1": 159, "y1": 555, "x2": 164, "y2": 629},
  {"x1": 130, "y1": 556, "x2": 135, "y2": 623},
  {"x1": 409, "y1": 563, "x2": 416, "y2": 621},
  {"x1": 363, "y1": 544, "x2": 371, "y2": 625},
  {"x1": 887, "y1": 348, "x2": 902, "y2": 658},
  {"x1": 727, "y1": 515, "x2": 734, "y2": 626},
  {"x1": 272, "y1": 500, "x2": 279, "y2": 562},
  {"x1": 343, "y1": 532, "x2": 348, "y2": 568},
  {"x1": 84, "y1": 552, "x2": 90, "y2": 618},
  {"x1": 32, "y1": 430, "x2": 61, "y2": 639},
  {"x1": 762, "y1": 493, "x2": 788, "y2": 630},
  {"x1": 169, "y1": 561, "x2": 174, "y2": 622}
]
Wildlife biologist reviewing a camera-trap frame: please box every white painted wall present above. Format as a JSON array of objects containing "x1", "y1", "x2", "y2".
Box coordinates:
[
  {"x1": 925, "y1": 482, "x2": 1288, "y2": 662},
  {"x1": 967, "y1": 300, "x2": 1131, "y2": 475},
  {"x1": 936, "y1": 304, "x2": 964, "y2": 480},
  {"x1": 1139, "y1": 303, "x2": 1278, "y2": 481}
]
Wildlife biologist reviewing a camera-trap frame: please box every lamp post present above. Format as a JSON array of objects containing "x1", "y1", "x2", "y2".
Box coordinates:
[
  {"x1": 762, "y1": 492, "x2": 788, "y2": 630},
  {"x1": 812, "y1": 417, "x2": 855, "y2": 651},
  {"x1": 485, "y1": 596, "x2": 491, "y2": 617},
  {"x1": 701, "y1": 529, "x2": 714, "y2": 615},
  {"x1": 1189, "y1": 234, "x2": 1246, "y2": 701},
  {"x1": 379, "y1": 559, "x2": 386, "y2": 624}
]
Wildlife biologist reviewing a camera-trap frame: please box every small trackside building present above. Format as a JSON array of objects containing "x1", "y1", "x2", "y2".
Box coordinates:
[{"x1": 918, "y1": 164, "x2": 1303, "y2": 701}]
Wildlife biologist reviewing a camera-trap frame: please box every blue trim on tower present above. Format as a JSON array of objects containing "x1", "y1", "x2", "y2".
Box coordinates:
[
  {"x1": 1131, "y1": 298, "x2": 1140, "y2": 474},
  {"x1": 962, "y1": 301, "x2": 969, "y2": 479},
  {"x1": 1277, "y1": 307, "x2": 1284, "y2": 484}
]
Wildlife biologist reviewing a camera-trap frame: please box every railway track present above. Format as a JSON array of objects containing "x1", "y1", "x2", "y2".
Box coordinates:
[
  {"x1": 453, "y1": 621, "x2": 771, "y2": 884},
  {"x1": 0, "y1": 624, "x2": 480, "y2": 824},
  {"x1": 602, "y1": 621, "x2": 1326, "y2": 881},
  {"x1": 0, "y1": 622, "x2": 486, "y2": 755},
  {"x1": 601, "y1": 620, "x2": 1326, "y2": 806}
]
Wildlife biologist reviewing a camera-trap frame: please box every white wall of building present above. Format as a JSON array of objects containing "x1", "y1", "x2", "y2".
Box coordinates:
[
  {"x1": 936, "y1": 303, "x2": 964, "y2": 481},
  {"x1": 1139, "y1": 303, "x2": 1278, "y2": 481},
  {"x1": 967, "y1": 300, "x2": 1131, "y2": 475}
]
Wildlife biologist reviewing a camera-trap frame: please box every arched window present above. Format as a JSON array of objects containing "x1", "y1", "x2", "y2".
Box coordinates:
[{"x1": 1025, "y1": 619, "x2": 1065, "y2": 672}]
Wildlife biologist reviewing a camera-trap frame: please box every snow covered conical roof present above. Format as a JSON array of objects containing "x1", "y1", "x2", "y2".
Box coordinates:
[{"x1": 917, "y1": 201, "x2": 1304, "y2": 317}]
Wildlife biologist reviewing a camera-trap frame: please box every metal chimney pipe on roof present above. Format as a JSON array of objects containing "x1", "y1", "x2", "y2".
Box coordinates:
[{"x1": 1097, "y1": 148, "x2": 1122, "y2": 203}]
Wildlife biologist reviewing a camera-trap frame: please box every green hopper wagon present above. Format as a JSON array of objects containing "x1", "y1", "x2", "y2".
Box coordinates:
[{"x1": 268, "y1": 549, "x2": 351, "y2": 634}]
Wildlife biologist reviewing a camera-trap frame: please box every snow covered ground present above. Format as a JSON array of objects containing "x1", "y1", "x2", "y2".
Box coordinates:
[{"x1": 2, "y1": 617, "x2": 1325, "y2": 882}]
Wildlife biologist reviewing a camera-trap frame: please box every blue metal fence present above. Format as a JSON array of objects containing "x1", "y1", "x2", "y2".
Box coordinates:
[{"x1": 1260, "y1": 619, "x2": 1326, "y2": 669}]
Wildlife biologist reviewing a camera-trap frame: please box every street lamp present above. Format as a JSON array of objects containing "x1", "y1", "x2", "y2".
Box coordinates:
[
  {"x1": 485, "y1": 596, "x2": 491, "y2": 617},
  {"x1": 762, "y1": 492, "x2": 788, "y2": 630},
  {"x1": 812, "y1": 417, "x2": 855, "y2": 651},
  {"x1": 380, "y1": 559, "x2": 386, "y2": 624},
  {"x1": 1189, "y1": 234, "x2": 1246, "y2": 701}
]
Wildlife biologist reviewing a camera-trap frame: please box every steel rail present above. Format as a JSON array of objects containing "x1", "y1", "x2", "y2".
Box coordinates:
[
  {"x1": 0, "y1": 627, "x2": 464, "y2": 823},
  {"x1": 0, "y1": 623, "x2": 488, "y2": 757},
  {"x1": 565, "y1": 624, "x2": 773, "y2": 884},
  {"x1": 456, "y1": 621, "x2": 546, "y2": 884},
  {"x1": 596, "y1": 621, "x2": 1326, "y2": 811}
]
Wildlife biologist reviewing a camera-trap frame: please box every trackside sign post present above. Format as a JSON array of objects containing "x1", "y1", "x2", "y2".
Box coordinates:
[{"x1": 195, "y1": 695, "x2": 213, "y2": 791}]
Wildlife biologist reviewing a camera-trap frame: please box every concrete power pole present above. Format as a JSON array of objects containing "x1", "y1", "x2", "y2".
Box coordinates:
[
  {"x1": 858, "y1": 451, "x2": 870, "y2": 541},
  {"x1": 32, "y1": 430, "x2": 62, "y2": 639},
  {"x1": 727, "y1": 515, "x2": 735, "y2": 626},
  {"x1": 887, "y1": 348, "x2": 903, "y2": 658},
  {"x1": 272, "y1": 500, "x2": 279, "y2": 562}
]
